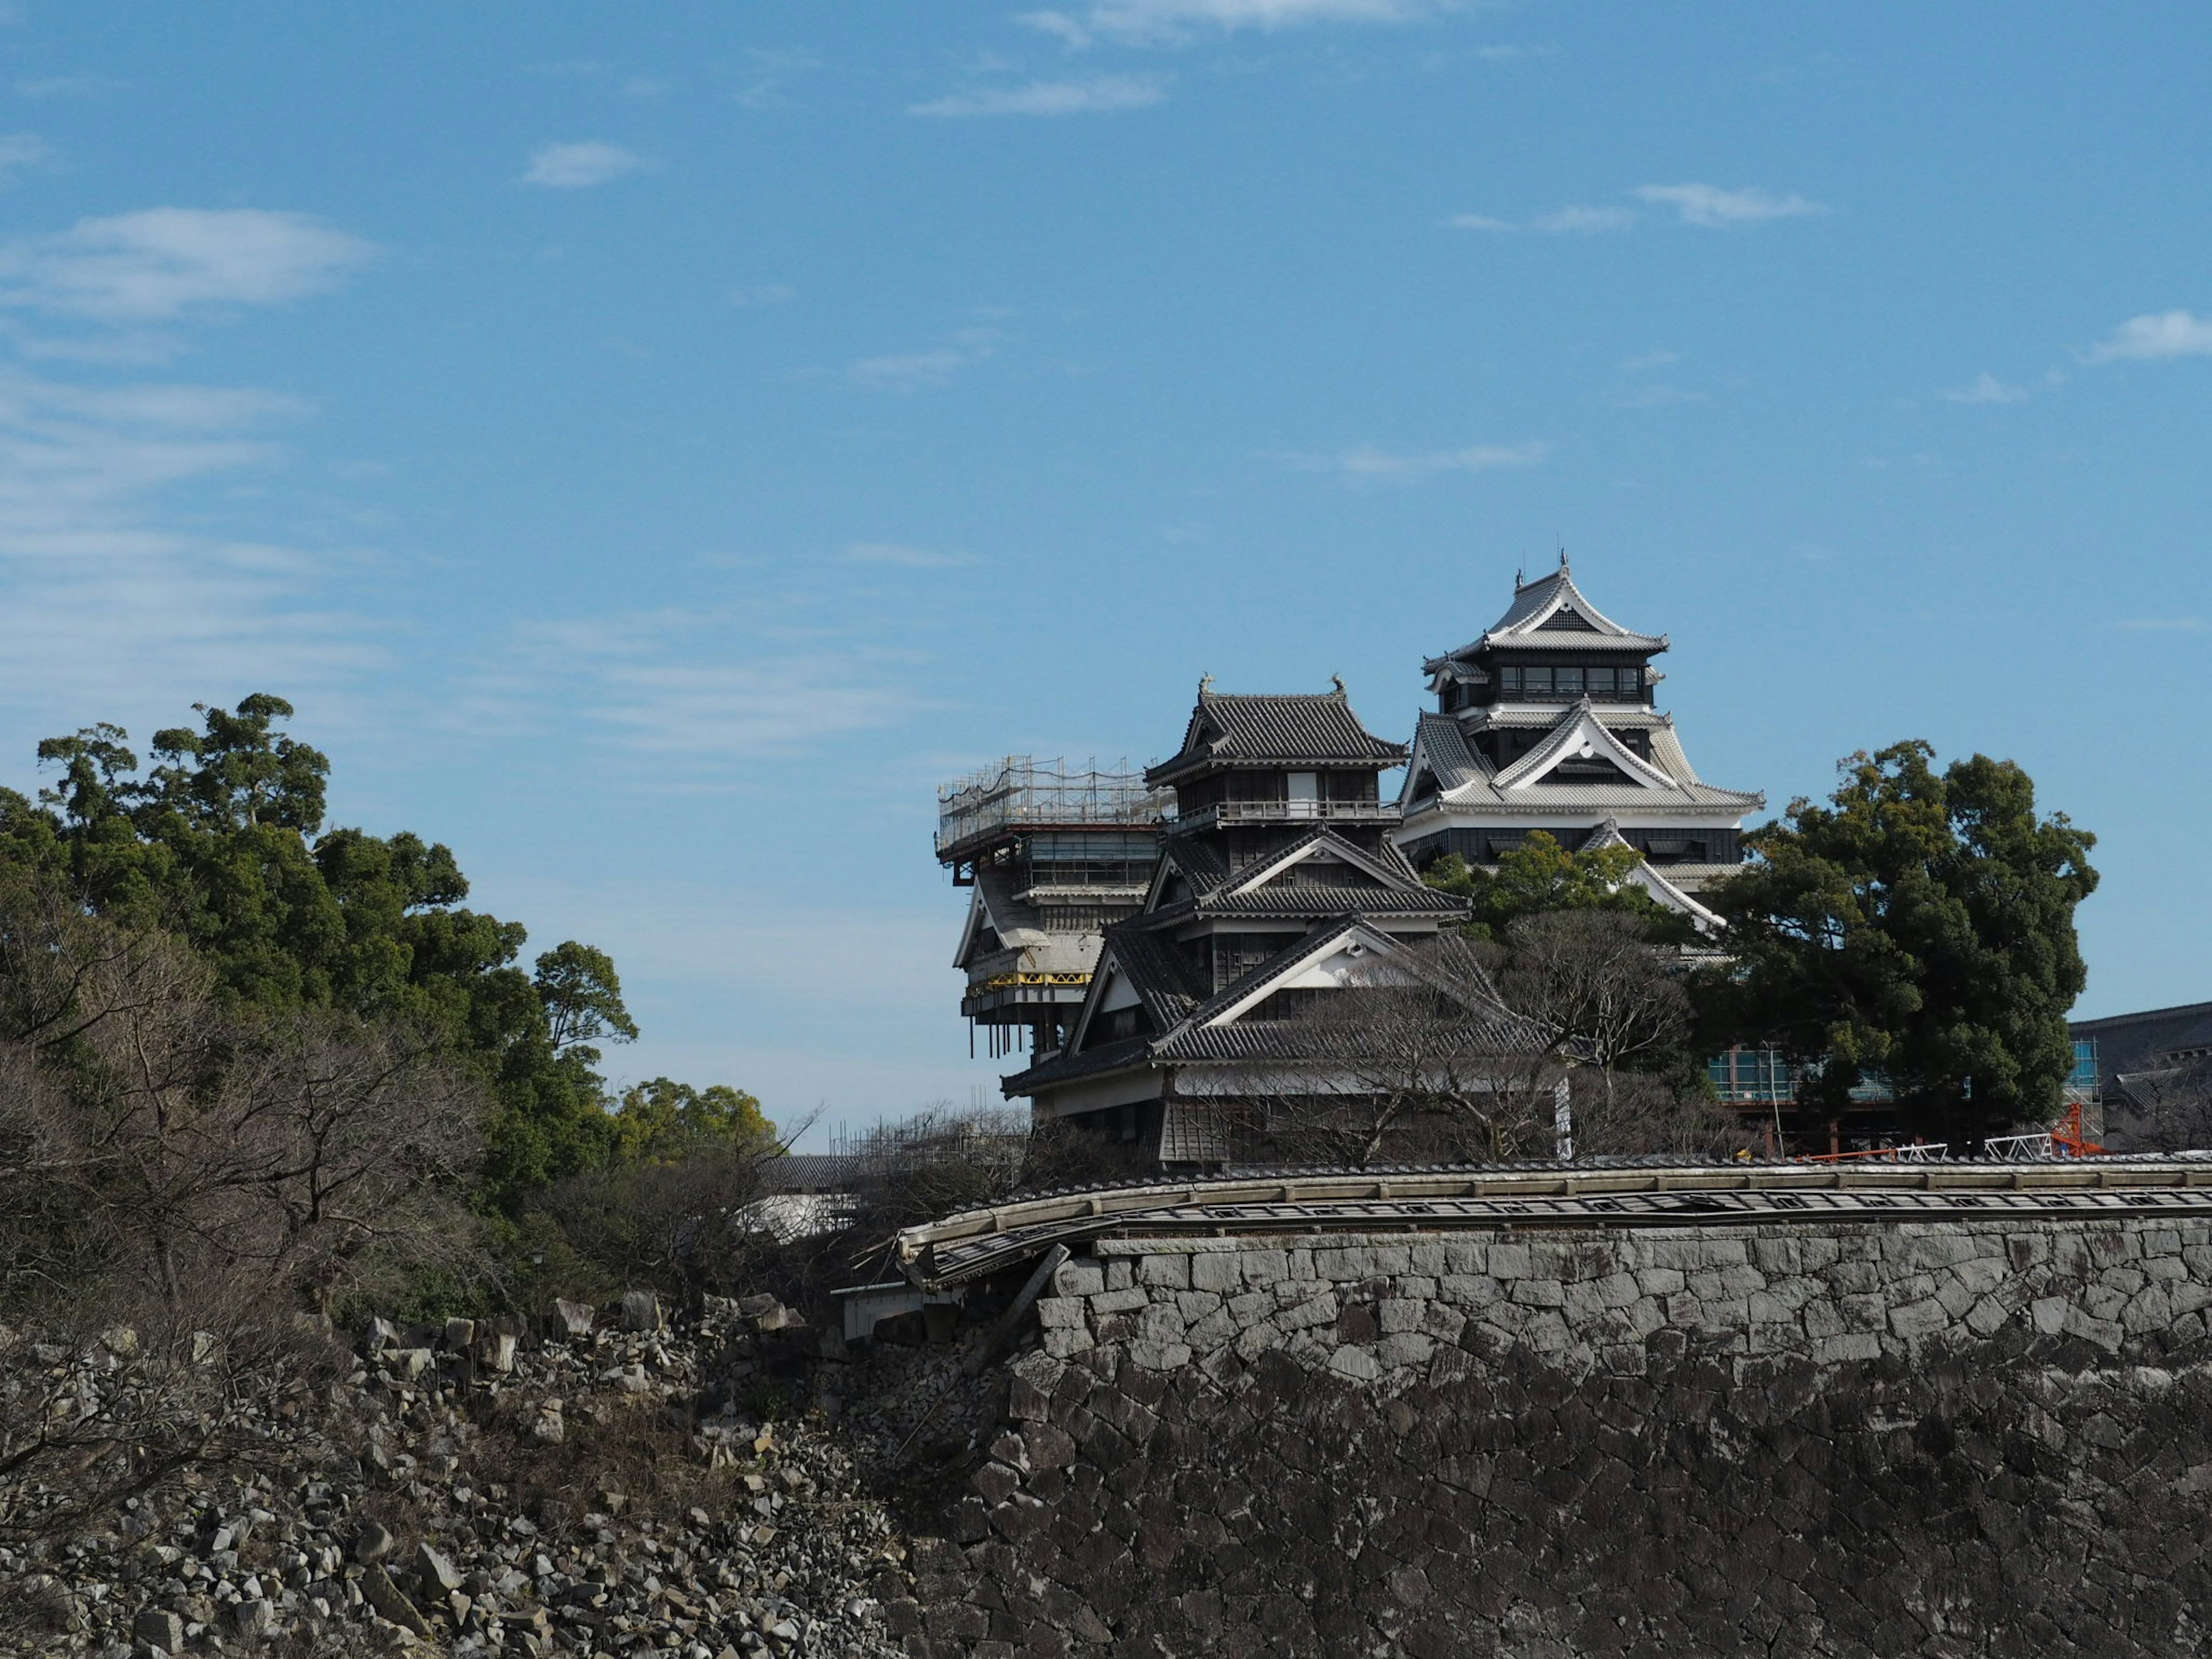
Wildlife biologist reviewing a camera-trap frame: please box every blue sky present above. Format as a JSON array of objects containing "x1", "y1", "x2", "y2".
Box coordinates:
[{"x1": 0, "y1": 2, "x2": 2207, "y2": 1141}]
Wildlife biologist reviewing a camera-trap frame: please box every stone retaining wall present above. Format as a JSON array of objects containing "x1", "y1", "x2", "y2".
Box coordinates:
[{"x1": 898, "y1": 1218, "x2": 2212, "y2": 1657}]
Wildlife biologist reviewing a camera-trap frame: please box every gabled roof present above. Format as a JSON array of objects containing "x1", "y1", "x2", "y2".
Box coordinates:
[
  {"x1": 1416, "y1": 700, "x2": 1763, "y2": 815},
  {"x1": 1005, "y1": 910, "x2": 1529, "y2": 1099},
  {"x1": 1134, "y1": 826, "x2": 1468, "y2": 922},
  {"x1": 1146, "y1": 681, "x2": 1407, "y2": 786},
  {"x1": 1582, "y1": 819, "x2": 1727, "y2": 933},
  {"x1": 1154, "y1": 916, "x2": 1541, "y2": 1059},
  {"x1": 1425, "y1": 559, "x2": 1668, "y2": 670},
  {"x1": 1492, "y1": 700, "x2": 1683, "y2": 793},
  {"x1": 1217, "y1": 825, "x2": 1425, "y2": 899}
]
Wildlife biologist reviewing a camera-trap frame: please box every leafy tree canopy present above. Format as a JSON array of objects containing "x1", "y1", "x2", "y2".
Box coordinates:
[
  {"x1": 0, "y1": 695, "x2": 736, "y2": 1207},
  {"x1": 1697, "y1": 740, "x2": 2097, "y2": 1142},
  {"x1": 1423, "y1": 833, "x2": 1684, "y2": 942},
  {"x1": 610, "y1": 1077, "x2": 777, "y2": 1164}
]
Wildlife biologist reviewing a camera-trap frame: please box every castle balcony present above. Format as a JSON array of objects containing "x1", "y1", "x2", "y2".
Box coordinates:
[
  {"x1": 1170, "y1": 798, "x2": 1401, "y2": 832},
  {"x1": 962, "y1": 971, "x2": 1093, "y2": 1023}
]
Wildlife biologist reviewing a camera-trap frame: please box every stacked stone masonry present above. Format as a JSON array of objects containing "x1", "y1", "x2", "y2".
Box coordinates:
[{"x1": 902, "y1": 1218, "x2": 2212, "y2": 1657}]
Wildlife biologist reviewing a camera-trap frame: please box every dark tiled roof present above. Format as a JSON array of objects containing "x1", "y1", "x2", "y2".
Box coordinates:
[
  {"x1": 758, "y1": 1154, "x2": 860, "y2": 1193},
  {"x1": 1152, "y1": 1017, "x2": 1535, "y2": 1062},
  {"x1": 1147, "y1": 688, "x2": 1407, "y2": 785},
  {"x1": 1105, "y1": 925, "x2": 1208, "y2": 1022},
  {"x1": 1192, "y1": 888, "x2": 1468, "y2": 916},
  {"x1": 1002, "y1": 1034, "x2": 1152, "y2": 1094}
]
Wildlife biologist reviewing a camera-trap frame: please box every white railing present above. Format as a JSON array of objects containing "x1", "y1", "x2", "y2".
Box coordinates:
[{"x1": 936, "y1": 756, "x2": 1168, "y2": 852}]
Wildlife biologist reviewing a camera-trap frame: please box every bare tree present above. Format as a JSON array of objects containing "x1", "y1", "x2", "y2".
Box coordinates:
[
  {"x1": 1487, "y1": 910, "x2": 1744, "y2": 1158},
  {"x1": 0, "y1": 876, "x2": 482, "y2": 1541},
  {"x1": 1493, "y1": 911, "x2": 1691, "y2": 1107},
  {"x1": 1236, "y1": 935, "x2": 1560, "y2": 1168},
  {"x1": 2113, "y1": 1061, "x2": 2212, "y2": 1153}
]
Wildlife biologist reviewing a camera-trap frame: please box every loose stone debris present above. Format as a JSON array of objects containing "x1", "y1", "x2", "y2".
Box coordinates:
[{"x1": 0, "y1": 1295, "x2": 922, "y2": 1658}]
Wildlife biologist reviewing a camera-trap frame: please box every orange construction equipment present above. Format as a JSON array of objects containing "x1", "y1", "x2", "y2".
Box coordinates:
[{"x1": 2051, "y1": 1099, "x2": 2105, "y2": 1158}]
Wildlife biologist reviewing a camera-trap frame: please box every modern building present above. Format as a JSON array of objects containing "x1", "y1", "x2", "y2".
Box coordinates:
[
  {"x1": 1395, "y1": 556, "x2": 1763, "y2": 929},
  {"x1": 935, "y1": 757, "x2": 1169, "y2": 1060},
  {"x1": 1001, "y1": 681, "x2": 1540, "y2": 1168},
  {"x1": 2066, "y1": 1003, "x2": 2210, "y2": 1148}
]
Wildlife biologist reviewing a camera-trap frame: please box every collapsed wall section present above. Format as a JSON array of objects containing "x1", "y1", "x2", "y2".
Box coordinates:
[{"x1": 897, "y1": 1218, "x2": 2212, "y2": 1658}]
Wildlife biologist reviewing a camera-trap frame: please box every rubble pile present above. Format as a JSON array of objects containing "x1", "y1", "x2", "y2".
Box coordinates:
[{"x1": 0, "y1": 1294, "x2": 915, "y2": 1659}]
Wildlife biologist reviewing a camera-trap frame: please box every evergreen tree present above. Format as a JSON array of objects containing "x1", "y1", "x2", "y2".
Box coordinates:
[
  {"x1": 1422, "y1": 831, "x2": 1684, "y2": 941},
  {"x1": 0, "y1": 695, "x2": 641, "y2": 1203},
  {"x1": 1698, "y1": 740, "x2": 2097, "y2": 1144}
]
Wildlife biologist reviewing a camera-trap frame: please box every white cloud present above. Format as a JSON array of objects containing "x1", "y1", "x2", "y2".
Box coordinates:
[
  {"x1": 471, "y1": 611, "x2": 917, "y2": 762},
  {"x1": 1943, "y1": 372, "x2": 2028, "y2": 404},
  {"x1": 1531, "y1": 204, "x2": 1635, "y2": 234},
  {"x1": 2083, "y1": 309, "x2": 2212, "y2": 363},
  {"x1": 1618, "y1": 350, "x2": 1680, "y2": 372},
  {"x1": 1607, "y1": 384, "x2": 1704, "y2": 409},
  {"x1": 1449, "y1": 204, "x2": 1638, "y2": 235},
  {"x1": 1021, "y1": 0, "x2": 1439, "y2": 48},
  {"x1": 522, "y1": 141, "x2": 652, "y2": 188},
  {"x1": 1287, "y1": 439, "x2": 1548, "y2": 483},
  {"x1": 14, "y1": 75, "x2": 127, "y2": 98},
  {"x1": 0, "y1": 366, "x2": 378, "y2": 722},
  {"x1": 729, "y1": 284, "x2": 796, "y2": 307},
  {"x1": 1635, "y1": 183, "x2": 1821, "y2": 227},
  {"x1": 844, "y1": 328, "x2": 1005, "y2": 391},
  {"x1": 0, "y1": 209, "x2": 374, "y2": 323},
  {"x1": 841, "y1": 541, "x2": 976, "y2": 569},
  {"x1": 910, "y1": 75, "x2": 1165, "y2": 117},
  {"x1": 0, "y1": 132, "x2": 49, "y2": 184}
]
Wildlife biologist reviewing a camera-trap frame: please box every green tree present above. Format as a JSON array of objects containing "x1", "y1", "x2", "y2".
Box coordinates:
[
  {"x1": 1423, "y1": 832, "x2": 1681, "y2": 941},
  {"x1": 1698, "y1": 740, "x2": 2097, "y2": 1145},
  {"x1": 609, "y1": 1077, "x2": 775, "y2": 1163},
  {"x1": 0, "y1": 695, "x2": 640, "y2": 1206}
]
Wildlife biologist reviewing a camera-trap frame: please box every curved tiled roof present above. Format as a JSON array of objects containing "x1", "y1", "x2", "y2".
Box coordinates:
[
  {"x1": 1424, "y1": 562, "x2": 1668, "y2": 671},
  {"x1": 1147, "y1": 685, "x2": 1407, "y2": 785},
  {"x1": 1411, "y1": 702, "x2": 1762, "y2": 814}
]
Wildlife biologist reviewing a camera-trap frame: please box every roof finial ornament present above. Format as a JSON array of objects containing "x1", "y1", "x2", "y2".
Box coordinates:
[
  {"x1": 1513, "y1": 563, "x2": 1524, "y2": 592},
  {"x1": 1198, "y1": 672, "x2": 1215, "y2": 696},
  {"x1": 1558, "y1": 544, "x2": 1570, "y2": 573},
  {"x1": 1330, "y1": 673, "x2": 1346, "y2": 696}
]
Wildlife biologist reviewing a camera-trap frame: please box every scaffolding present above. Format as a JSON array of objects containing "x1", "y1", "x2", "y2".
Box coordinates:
[{"x1": 935, "y1": 756, "x2": 1168, "y2": 859}]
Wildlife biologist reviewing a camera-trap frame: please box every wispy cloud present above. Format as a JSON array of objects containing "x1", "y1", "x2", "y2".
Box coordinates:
[
  {"x1": 732, "y1": 48, "x2": 822, "y2": 110},
  {"x1": 0, "y1": 366, "x2": 377, "y2": 719},
  {"x1": 522, "y1": 141, "x2": 652, "y2": 188},
  {"x1": 1284, "y1": 439, "x2": 1549, "y2": 484},
  {"x1": 841, "y1": 541, "x2": 976, "y2": 569},
  {"x1": 468, "y1": 610, "x2": 921, "y2": 763},
  {"x1": 844, "y1": 327, "x2": 1005, "y2": 391},
  {"x1": 2083, "y1": 309, "x2": 2212, "y2": 364},
  {"x1": 14, "y1": 75, "x2": 127, "y2": 99},
  {"x1": 0, "y1": 209, "x2": 374, "y2": 323},
  {"x1": 911, "y1": 75, "x2": 1166, "y2": 117},
  {"x1": 1618, "y1": 349, "x2": 1680, "y2": 372},
  {"x1": 1943, "y1": 372, "x2": 2028, "y2": 404},
  {"x1": 1635, "y1": 183, "x2": 1821, "y2": 226},
  {"x1": 1531, "y1": 204, "x2": 1635, "y2": 234},
  {"x1": 1607, "y1": 384, "x2": 1704, "y2": 410},
  {"x1": 1448, "y1": 204, "x2": 1634, "y2": 235},
  {"x1": 1021, "y1": 0, "x2": 1440, "y2": 48},
  {"x1": 0, "y1": 132, "x2": 50, "y2": 185},
  {"x1": 0, "y1": 207, "x2": 385, "y2": 728}
]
